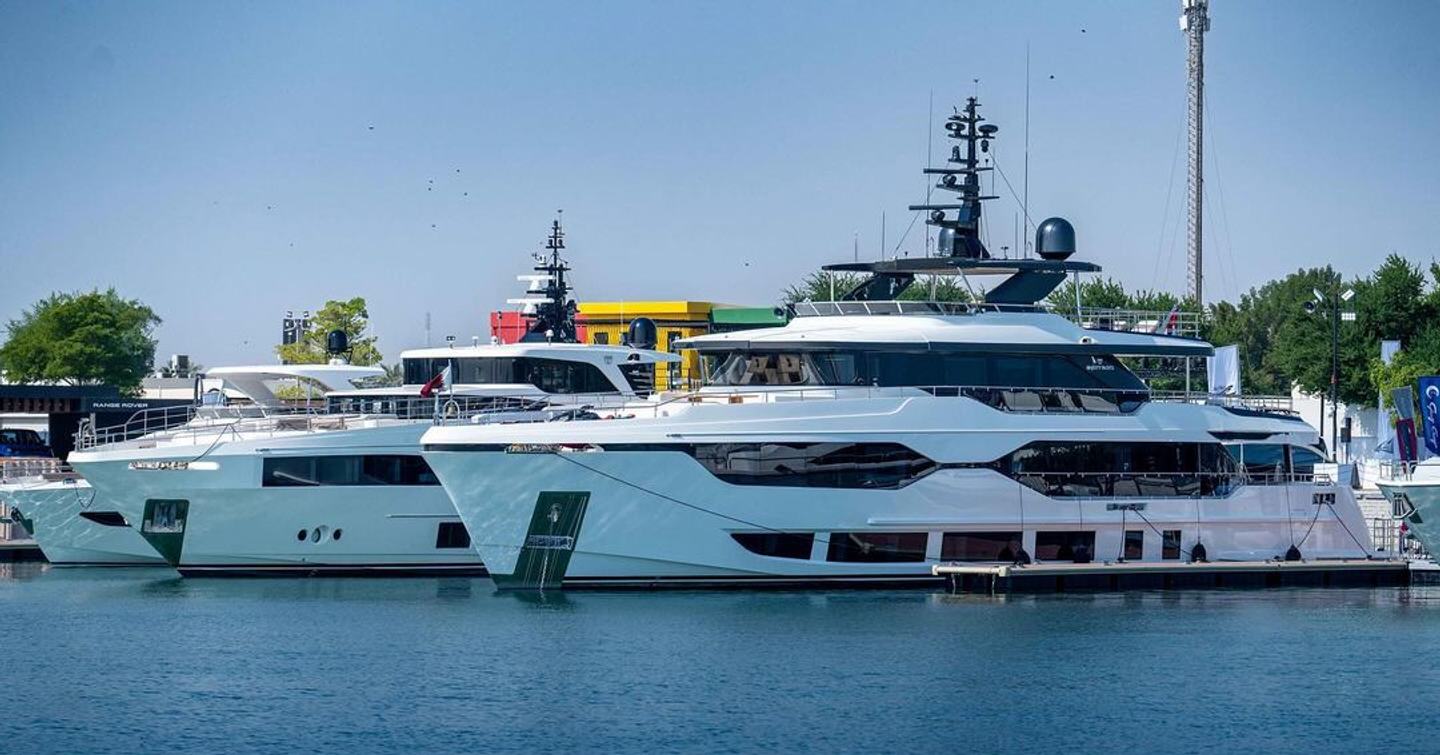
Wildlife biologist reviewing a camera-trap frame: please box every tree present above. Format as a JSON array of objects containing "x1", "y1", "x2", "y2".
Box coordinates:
[
  {"x1": 0, "y1": 289, "x2": 160, "y2": 394},
  {"x1": 275, "y1": 297, "x2": 383, "y2": 366}
]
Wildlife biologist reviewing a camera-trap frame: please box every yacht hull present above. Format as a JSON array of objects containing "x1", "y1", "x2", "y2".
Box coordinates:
[
  {"x1": 69, "y1": 423, "x2": 485, "y2": 576},
  {"x1": 1376, "y1": 478, "x2": 1440, "y2": 554},
  {"x1": 0, "y1": 481, "x2": 164, "y2": 566},
  {"x1": 424, "y1": 442, "x2": 1373, "y2": 589}
]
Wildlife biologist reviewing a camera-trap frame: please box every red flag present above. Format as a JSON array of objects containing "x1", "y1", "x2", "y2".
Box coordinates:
[{"x1": 420, "y1": 370, "x2": 446, "y2": 398}]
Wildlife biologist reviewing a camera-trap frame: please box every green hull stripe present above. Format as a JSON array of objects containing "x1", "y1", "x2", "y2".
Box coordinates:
[
  {"x1": 492, "y1": 491, "x2": 590, "y2": 591},
  {"x1": 139, "y1": 499, "x2": 189, "y2": 567}
]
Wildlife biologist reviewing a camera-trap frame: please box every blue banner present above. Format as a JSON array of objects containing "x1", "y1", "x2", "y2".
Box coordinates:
[{"x1": 1420, "y1": 377, "x2": 1440, "y2": 456}]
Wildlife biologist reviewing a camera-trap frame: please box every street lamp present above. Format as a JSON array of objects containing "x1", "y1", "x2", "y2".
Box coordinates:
[{"x1": 1305, "y1": 285, "x2": 1355, "y2": 459}]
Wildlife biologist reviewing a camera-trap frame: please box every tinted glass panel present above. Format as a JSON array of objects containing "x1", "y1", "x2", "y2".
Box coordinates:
[
  {"x1": 941, "y1": 532, "x2": 1022, "y2": 561},
  {"x1": 263, "y1": 456, "x2": 441, "y2": 487},
  {"x1": 1000, "y1": 441, "x2": 1239, "y2": 498},
  {"x1": 731, "y1": 532, "x2": 814, "y2": 560},
  {"x1": 704, "y1": 350, "x2": 1147, "y2": 392},
  {"x1": 694, "y1": 442, "x2": 935, "y2": 490},
  {"x1": 1235, "y1": 444, "x2": 1288, "y2": 482},
  {"x1": 435, "y1": 522, "x2": 471, "y2": 549},
  {"x1": 1035, "y1": 531, "x2": 1096, "y2": 561},
  {"x1": 1162, "y1": 530, "x2": 1182, "y2": 559},
  {"x1": 1124, "y1": 530, "x2": 1144, "y2": 560},
  {"x1": 826, "y1": 532, "x2": 928, "y2": 563},
  {"x1": 1290, "y1": 446, "x2": 1325, "y2": 477}
]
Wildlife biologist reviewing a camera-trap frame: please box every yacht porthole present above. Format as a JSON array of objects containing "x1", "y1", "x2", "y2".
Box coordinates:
[
  {"x1": 333, "y1": 529, "x2": 343, "y2": 541},
  {"x1": 311, "y1": 526, "x2": 328, "y2": 543},
  {"x1": 296, "y1": 529, "x2": 307, "y2": 542}
]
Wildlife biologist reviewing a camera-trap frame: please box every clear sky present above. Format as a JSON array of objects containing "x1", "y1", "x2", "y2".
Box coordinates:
[{"x1": 2, "y1": 1, "x2": 1437, "y2": 366}]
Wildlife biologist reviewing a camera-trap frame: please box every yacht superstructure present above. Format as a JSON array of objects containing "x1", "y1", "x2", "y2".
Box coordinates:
[{"x1": 420, "y1": 99, "x2": 1375, "y2": 589}]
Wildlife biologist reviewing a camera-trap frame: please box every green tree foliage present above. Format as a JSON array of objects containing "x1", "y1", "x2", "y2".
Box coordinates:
[
  {"x1": 275, "y1": 297, "x2": 383, "y2": 366},
  {"x1": 0, "y1": 289, "x2": 160, "y2": 394}
]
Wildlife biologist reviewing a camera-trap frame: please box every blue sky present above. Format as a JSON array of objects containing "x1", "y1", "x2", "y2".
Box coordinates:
[{"x1": 2, "y1": 1, "x2": 1437, "y2": 366}]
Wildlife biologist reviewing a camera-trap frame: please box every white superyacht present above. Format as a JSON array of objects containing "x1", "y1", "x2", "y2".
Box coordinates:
[{"x1": 421, "y1": 100, "x2": 1375, "y2": 588}]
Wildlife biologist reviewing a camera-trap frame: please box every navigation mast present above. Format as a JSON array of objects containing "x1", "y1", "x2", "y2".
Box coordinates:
[
  {"x1": 908, "y1": 97, "x2": 999, "y2": 260},
  {"x1": 1181, "y1": 0, "x2": 1210, "y2": 305},
  {"x1": 518, "y1": 214, "x2": 579, "y2": 343}
]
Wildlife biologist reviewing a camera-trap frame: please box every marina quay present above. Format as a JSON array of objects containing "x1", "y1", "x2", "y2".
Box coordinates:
[{"x1": 3, "y1": 2, "x2": 1440, "y2": 753}]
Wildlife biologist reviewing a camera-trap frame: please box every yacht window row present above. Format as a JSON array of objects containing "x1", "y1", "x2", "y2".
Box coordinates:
[
  {"x1": 1000, "y1": 440, "x2": 1242, "y2": 498},
  {"x1": 730, "y1": 529, "x2": 1189, "y2": 563},
  {"x1": 692, "y1": 442, "x2": 937, "y2": 490},
  {"x1": 703, "y1": 349, "x2": 1148, "y2": 412},
  {"x1": 262, "y1": 455, "x2": 440, "y2": 487},
  {"x1": 597, "y1": 440, "x2": 1323, "y2": 496},
  {"x1": 401, "y1": 356, "x2": 617, "y2": 394},
  {"x1": 705, "y1": 349, "x2": 1147, "y2": 391}
]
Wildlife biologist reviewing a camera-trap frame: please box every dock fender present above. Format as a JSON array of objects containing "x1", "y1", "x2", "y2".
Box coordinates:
[
  {"x1": 1190, "y1": 542, "x2": 1208, "y2": 563},
  {"x1": 1284, "y1": 545, "x2": 1303, "y2": 562}
]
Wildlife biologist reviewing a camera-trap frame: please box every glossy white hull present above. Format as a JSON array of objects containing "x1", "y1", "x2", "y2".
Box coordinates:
[
  {"x1": 0, "y1": 480, "x2": 164, "y2": 565},
  {"x1": 70, "y1": 422, "x2": 484, "y2": 576},
  {"x1": 423, "y1": 395, "x2": 1376, "y2": 588}
]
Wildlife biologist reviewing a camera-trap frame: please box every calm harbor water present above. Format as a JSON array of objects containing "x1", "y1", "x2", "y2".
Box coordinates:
[{"x1": 3, "y1": 564, "x2": 1439, "y2": 754}]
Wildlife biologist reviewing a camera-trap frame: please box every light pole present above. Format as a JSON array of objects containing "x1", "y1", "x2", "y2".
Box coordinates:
[{"x1": 1305, "y1": 284, "x2": 1355, "y2": 458}]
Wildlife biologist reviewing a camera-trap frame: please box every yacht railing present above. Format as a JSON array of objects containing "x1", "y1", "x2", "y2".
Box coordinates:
[
  {"x1": 1010, "y1": 470, "x2": 1332, "y2": 500},
  {"x1": 0, "y1": 457, "x2": 67, "y2": 482},
  {"x1": 73, "y1": 395, "x2": 570, "y2": 452},
  {"x1": 587, "y1": 384, "x2": 1295, "y2": 419},
  {"x1": 788, "y1": 302, "x2": 1204, "y2": 339},
  {"x1": 1149, "y1": 391, "x2": 1295, "y2": 414}
]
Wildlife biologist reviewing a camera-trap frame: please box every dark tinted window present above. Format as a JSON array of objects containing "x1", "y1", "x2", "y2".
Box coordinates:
[
  {"x1": 706, "y1": 350, "x2": 1147, "y2": 391},
  {"x1": 694, "y1": 442, "x2": 936, "y2": 489},
  {"x1": 941, "y1": 532, "x2": 1022, "y2": 561},
  {"x1": 1001, "y1": 441, "x2": 1239, "y2": 498},
  {"x1": 1290, "y1": 446, "x2": 1325, "y2": 477},
  {"x1": 1231, "y1": 443, "x2": 1288, "y2": 482},
  {"x1": 1124, "y1": 530, "x2": 1144, "y2": 560},
  {"x1": 826, "y1": 532, "x2": 928, "y2": 563},
  {"x1": 1162, "y1": 530, "x2": 1182, "y2": 560},
  {"x1": 1035, "y1": 531, "x2": 1096, "y2": 561},
  {"x1": 403, "y1": 357, "x2": 451, "y2": 385},
  {"x1": 520, "y1": 358, "x2": 614, "y2": 394},
  {"x1": 731, "y1": 532, "x2": 814, "y2": 560},
  {"x1": 263, "y1": 455, "x2": 441, "y2": 487},
  {"x1": 435, "y1": 522, "x2": 471, "y2": 549}
]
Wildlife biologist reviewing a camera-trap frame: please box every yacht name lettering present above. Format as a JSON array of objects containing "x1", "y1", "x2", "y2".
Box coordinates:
[
  {"x1": 129, "y1": 460, "x2": 191, "y2": 471},
  {"x1": 525, "y1": 535, "x2": 575, "y2": 550}
]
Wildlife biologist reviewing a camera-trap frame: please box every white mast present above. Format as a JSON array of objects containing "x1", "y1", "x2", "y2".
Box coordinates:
[{"x1": 1180, "y1": 0, "x2": 1210, "y2": 305}]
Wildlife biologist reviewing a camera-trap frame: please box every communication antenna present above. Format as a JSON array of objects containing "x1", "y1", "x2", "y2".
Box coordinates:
[
  {"x1": 1023, "y1": 43, "x2": 1031, "y2": 257},
  {"x1": 1181, "y1": 0, "x2": 1211, "y2": 304}
]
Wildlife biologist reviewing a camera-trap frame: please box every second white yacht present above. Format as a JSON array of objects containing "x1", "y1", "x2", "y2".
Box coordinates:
[{"x1": 68, "y1": 224, "x2": 677, "y2": 575}]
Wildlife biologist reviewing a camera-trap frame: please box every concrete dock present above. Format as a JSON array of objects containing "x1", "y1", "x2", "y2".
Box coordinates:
[
  {"x1": 0, "y1": 540, "x2": 44, "y2": 562},
  {"x1": 935, "y1": 558, "x2": 1412, "y2": 594}
]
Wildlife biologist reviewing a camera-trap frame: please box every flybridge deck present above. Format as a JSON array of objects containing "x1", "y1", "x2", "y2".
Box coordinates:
[{"x1": 934, "y1": 558, "x2": 1412, "y2": 594}]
